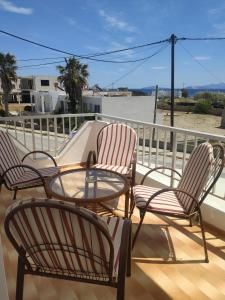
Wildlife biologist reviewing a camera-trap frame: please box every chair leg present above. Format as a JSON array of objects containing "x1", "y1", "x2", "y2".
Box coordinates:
[
  {"x1": 126, "y1": 223, "x2": 132, "y2": 277},
  {"x1": 13, "y1": 189, "x2": 18, "y2": 200},
  {"x1": 189, "y1": 217, "x2": 192, "y2": 227},
  {"x1": 117, "y1": 277, "x2": 125, "y2": 300},
  {"x1": 198, "y1": 211, "x2": 209, "y2": 263},
  {"x1": 132, "y1": 209, "x2": 146, "y2": 249},
  {"x1": 16, "y1": 255, "x2": 25, "y2": 300}
]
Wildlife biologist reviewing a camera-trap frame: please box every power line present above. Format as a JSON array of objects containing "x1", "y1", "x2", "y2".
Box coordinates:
[
  {"x1": 18, "y1": 43, "x2": 170, "y2": 68},
  {"x1": 17, "y1": 56, "x2": 71, "y2": 62},
  {"x1": 178, "y1": 37, "x2": 225, "y2": 41},
  {"x1": 178, "y1": 42, "x2": 224, "y2": 83},
  {"x1": 103, "y1": 44, "x2": 169, "y2": 89},
  {"x1": 18, "y1": 60, "x2": 65, "y2": 69},
  {"x1": 0, "y1": 29, "x2": 169, "y2": 63}
]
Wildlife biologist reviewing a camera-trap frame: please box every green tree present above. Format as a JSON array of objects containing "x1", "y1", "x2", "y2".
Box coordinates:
[
  {"x1": 0, "y1": 52, "x2": 17, "y2": 116},
  {"x1": 57, "y1": 57, "x2": 89, "y2": 113}
]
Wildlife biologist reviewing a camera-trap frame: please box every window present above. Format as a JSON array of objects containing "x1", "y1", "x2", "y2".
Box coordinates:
[
  {"x1": 41, "y1": 80, "x2": 50, "y2": 86},
  {"x1": 94, "y1": 105, "x2": 100, "y2": 113}
]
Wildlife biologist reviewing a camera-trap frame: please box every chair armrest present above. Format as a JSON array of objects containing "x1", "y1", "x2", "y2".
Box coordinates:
[
  {"x1": 141, "y1": 166, "x2": 182, "y2": 185},
  {"x1": 144, "y1": 187, "x2": 200, "y2": 214},
  {"x1": 86, "y1": 150, "x2": 97, "y2": 168},
  {"x1": 22, "y1": 150, "x2": 57, "y2": 167},
  {"x1": 1, "y1": 164, "x2": 46, "y2": 190}
]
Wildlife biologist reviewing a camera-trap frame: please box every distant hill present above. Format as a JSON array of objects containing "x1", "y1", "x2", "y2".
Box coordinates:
[
  {"x1": 185, "y1": 83, "x2": 225, "y2": 89},
  {"x1": 141, "y1": 83, "x2": 225, "y2": 90}
]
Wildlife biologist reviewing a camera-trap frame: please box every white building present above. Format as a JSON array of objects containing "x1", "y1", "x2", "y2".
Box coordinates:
[
  {"x1": 31, "y1": 90, "x2": 68, "y2": 114},
  {"x1": 0, "y1": 75, "x2": 61, "y2": 103},
  {"x1": 83, "y1": 95, "x2": 162, "y2": 123}
]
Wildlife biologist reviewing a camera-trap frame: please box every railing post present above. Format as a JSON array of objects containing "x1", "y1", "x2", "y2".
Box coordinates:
[
  {"x1": 31, "y1": 118, "x2": 36, "y2": 152},
  {"x1": 54, "y1": 116, "x2": 58, "y2": 156},
  {"x1": 171, "y1": 132, "x2": 177, "y2": 187}
]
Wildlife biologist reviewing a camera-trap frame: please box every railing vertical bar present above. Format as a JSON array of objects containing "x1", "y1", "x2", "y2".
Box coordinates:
[
  {"x1": 155, "y1": 128, "x2": 160, "y2": 167},
  {"x1": 142, "y1": 126, "x2": 146, "y2": 165},
  {"x1": 23, "y1": 119, "x2": 26, "y2": 148},
  {"x1": 182, "y1": 134, "x2": 188, "y2": 173},
  {"x1": 54, "y1": 117, "x2": 58, "y2": 156},
  {"x1": 163, "y1": 130, "x2": 168, "y2": 173},
  {"x1": 148, "y1": 126, "x2": 153, "y2": 168},
  {"x1": 75, "y1": 116, "x2": 78, "y2": 130},
  {"x1": 31, "y1": 118, "x2": 36, "y2": 152},
  {"x1": 136, "y1": 124, "x2": 140, "y2": 163},
  {"x1": 62, "y1": 117, "x2": 65, "y2": 138},
  {"x1": 14, "y1": 119, "x2": 17, "y2": 140},
  {"x1": 47, "y1": 117, "x2": 50, "y2": 151},
  {"x1": 171, "y1": 132, "x2": 177, "y2": 187},
  {"x1": 40, "y1": 118, "x2": 43, "y2": 151},
  {"x1": 194, "y1": 136, "x2": 198, "y2": 148},
  {"x1": 69, "y1": 117, "x2": 71, "y2": 134}
]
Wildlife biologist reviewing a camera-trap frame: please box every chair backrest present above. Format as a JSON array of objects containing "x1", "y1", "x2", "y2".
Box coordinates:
[
  {"x1": 177, "y1": 143, "x2": 224, "y2": 213},
  {"x1": 4, "y1": 198, "x2": 114, "y2": 281},
  {"x1": 97, "y1": 123, "x2": 137, "y2": 167},
  {"x1": 0, "y1": 130, "x2": 25, "y2": 186}
]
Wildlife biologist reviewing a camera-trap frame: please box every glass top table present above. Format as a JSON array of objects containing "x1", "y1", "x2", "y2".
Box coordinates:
[{"x1": 47, "y1": 168, "x2": 130, "y2": 217}]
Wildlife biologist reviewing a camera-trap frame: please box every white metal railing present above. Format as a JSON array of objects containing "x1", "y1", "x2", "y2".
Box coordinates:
[
  {"x1": 96, "y1": 114, "x2": 225, "y2": 199},
  {"x1": 0, "y1": 113, "x2": 225, "y2": 199},
  {"x1": 0, "y1": 113, "x2": 95, "y2": 156}
]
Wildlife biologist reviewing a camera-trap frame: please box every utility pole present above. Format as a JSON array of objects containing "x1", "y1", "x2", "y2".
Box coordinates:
[
  {"x1": 152, "y1": 84, "x2": 158, "y2": 141},
  {"x1": 170, "y1": 34, "x2": 176, "y2": 148},
  {"x1": 170, "y1": 34, "x2": 176, "y2": 128},
  {"x1": 153, "y1": 84, "x2": 158, "y2": 125}
]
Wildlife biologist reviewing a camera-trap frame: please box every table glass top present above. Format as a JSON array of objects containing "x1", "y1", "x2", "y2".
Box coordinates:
[{"x1": 49, "y1": 168, "x2": 127, "y2": 201}]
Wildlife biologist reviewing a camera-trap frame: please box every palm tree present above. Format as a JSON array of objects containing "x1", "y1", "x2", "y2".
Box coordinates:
[
  {"x1": 57, "y1": 57, "x2": 89, "y2": 113},
  {"x1": 0, "y1": 53, "x2": 17, "y2": 116}
]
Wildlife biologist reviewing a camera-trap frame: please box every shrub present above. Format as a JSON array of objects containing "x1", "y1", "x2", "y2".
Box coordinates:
[
  {"x1": 0, "y1": 109, "x2": 6, "y2": 117},
  {"x1": 194, "y1": 99, "x2": 212, "y2": 114}
]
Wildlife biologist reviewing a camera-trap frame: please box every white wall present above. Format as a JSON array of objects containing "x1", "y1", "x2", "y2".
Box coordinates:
[
  {"x1": 102, "y1": 96, "x2": 161, "y2": 123},
  {"x1": 83, "y1": 95, "x2": 162, "y2": 124},
  {"x1": 83, "y1": 96, "x2": 102, "y2": 113},
  {"x1": 34, "y1": 76, "x2": 59, "y2": 92}
]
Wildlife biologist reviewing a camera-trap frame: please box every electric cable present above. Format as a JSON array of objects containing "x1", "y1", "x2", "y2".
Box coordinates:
[{"x1": 0, "y1": 29, "x2": 169, "y2": 63}]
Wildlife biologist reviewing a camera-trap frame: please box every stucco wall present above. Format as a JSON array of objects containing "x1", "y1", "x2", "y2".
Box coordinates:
[{"x1": 83, "y1": 95, "x2": 162, "y2": 124}]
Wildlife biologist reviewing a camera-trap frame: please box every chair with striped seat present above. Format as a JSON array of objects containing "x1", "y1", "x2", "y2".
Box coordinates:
[
  {"x1": 131, "y1": 142, "x2": 224, "y2": 262},
  {"x1": 4, "y1": 198, "x2": 131, "y2": 300},
  {"x1": 87, "y1": 122, "x2": 137, "y2": 191},
  {"x1": 0, "y1": 130, "x2": 60, "y2": 199}
]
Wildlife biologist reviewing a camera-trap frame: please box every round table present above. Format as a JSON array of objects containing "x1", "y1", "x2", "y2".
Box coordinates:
[{"x1": 47, "y1": 168, "x2": 130, "y2": 218}]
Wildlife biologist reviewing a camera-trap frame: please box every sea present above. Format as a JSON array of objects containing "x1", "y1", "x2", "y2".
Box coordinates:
[{"x1": 131, "y1": 88, "x2": 225, "y2": 97}]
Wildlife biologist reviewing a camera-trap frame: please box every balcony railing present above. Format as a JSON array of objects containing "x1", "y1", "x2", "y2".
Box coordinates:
[{"x1": 0, "y1": 113, "x2": 225, "y2": 199}]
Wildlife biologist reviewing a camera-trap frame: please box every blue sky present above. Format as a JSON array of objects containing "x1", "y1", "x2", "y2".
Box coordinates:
[{"x1": 1, "y1": 0, "x2": 225, "y2": 88}]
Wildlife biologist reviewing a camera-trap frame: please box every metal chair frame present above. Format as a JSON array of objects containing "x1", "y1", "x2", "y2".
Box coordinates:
[
  {"x1": 4, "y1": 200, "x2": 131, "y2": 300},
  {"x1": 131, "y1": 144, "x2": 225, "y2": 262}
]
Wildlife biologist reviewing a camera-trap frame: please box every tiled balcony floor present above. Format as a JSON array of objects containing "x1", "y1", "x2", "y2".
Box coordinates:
[{"x1": 0, "y1": 181, "x2": 225, "y2": 300}]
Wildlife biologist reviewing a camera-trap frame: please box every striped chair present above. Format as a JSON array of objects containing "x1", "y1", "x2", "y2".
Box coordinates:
[
  {"x1": 87, "y1": 123, "x2": 137, "y2": 188},
  {"x1": 131, "y1": 143, "x2": 224, "y2": 262},
  {"x1": 0, "y1": 130, "x2": 60, "y2": 199},
  {"x1": 4, "y1": 198, "x2": 131, "y2": 300}
]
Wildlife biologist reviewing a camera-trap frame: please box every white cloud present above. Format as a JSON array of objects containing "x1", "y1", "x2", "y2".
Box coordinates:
[
  {"x1": 0, "y1": 0, "x2": 33, "y2": 15},
  {"x1": 99, "y1": 9, "x2": 136, "y2": 32},
  {"x1": 151, "y1": 66, "x2": 167, "y2": 70},
  {"x1": 194, "y1": 56, "x2": 211, "y2": 61},
  {"x1": 208, "y1": 7, "x2": 222, "y2": 15}
]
